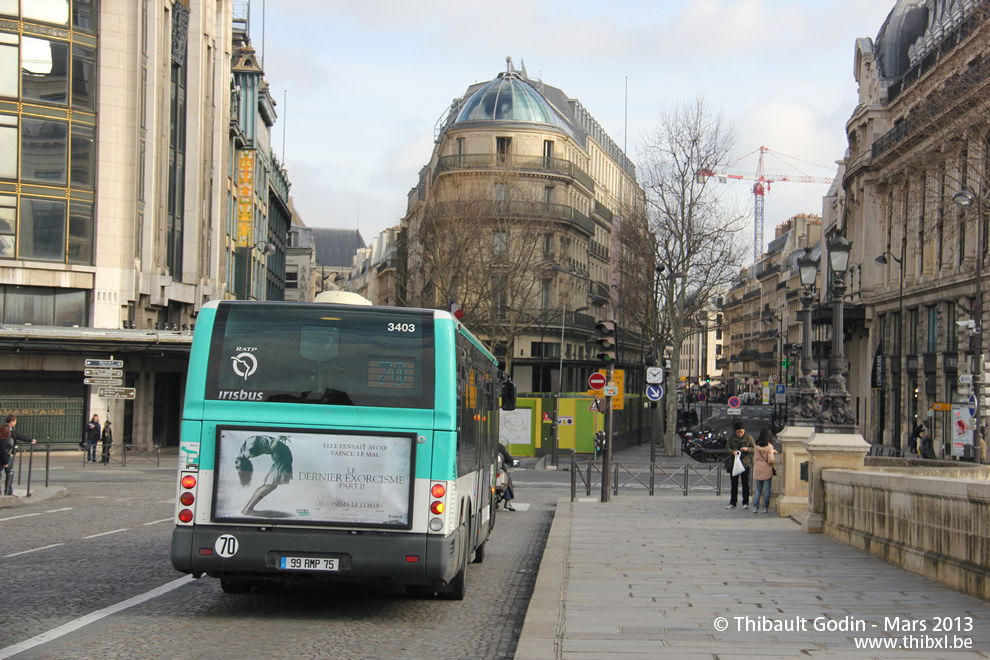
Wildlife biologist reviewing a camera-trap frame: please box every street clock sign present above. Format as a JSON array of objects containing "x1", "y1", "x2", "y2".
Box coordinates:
[{"x1": 646, "y1": 367, "x2": 664, "y2": 384}]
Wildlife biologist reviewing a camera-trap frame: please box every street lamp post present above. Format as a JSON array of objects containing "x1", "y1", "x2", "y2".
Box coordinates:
[
  {"x1": 790, "y1": 248, "x2": 822, "y2": 426},
  {"x1": 551, "y1": 304, "x2": 589, "y2": 468},
  {"x1": 876, "y1": 240, "x2": 904, "y2": 448},
  {"x1": 952, "y1": 188, "x2": 987, "y2": 449},
  {"x1": 817, "y1": 234, "x2": 857, "y2": 433},
  {"x1": 763, "y1": 310, "x2": 783, "y2": 428}
]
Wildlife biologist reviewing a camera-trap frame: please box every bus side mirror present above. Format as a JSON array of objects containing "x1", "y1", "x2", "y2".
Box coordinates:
[{"x1": 501, "y1": 380, "x2": 517, "y2": 411}]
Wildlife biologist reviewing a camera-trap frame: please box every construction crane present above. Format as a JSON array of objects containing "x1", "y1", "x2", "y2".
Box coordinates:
[{"x1": 697, "y1": 146, "x2": 833, "y2": 262}]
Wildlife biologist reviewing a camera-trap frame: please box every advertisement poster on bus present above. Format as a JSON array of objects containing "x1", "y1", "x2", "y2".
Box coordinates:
[
  {"x1": 213, "y1": 427, "x2": 415, "y2": 528},
  {"x1": 950, "y1": 404, "x2": 974, "y2": 458}
]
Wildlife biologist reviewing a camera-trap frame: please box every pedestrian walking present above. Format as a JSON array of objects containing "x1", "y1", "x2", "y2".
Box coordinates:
[
  {"x1": 725, "y1": 419, "x2": 755, "y2": 509},
  {"x1": 909, "y1": 421, "x2": 925, "y2": 457},
  {"x1": 497, "y1": 443, "x2": 516, "y2": 511},
  {"x1": 100, "y1": 420, "x2": 113, "y2": 464},
  {"x1": 0, "y1": 423, "x2": 13, "y2": 496},
  {"x1": 84, "y1": 414, "x2": 101, "y2": 462},
  {"x1": 752, "y1": 428, "x2": 776, "y2": 513},
  {"x1": 3, "y1": 415, "x2": 36, "y2": 493}
]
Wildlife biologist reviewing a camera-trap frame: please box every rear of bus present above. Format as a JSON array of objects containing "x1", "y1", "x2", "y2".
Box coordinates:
[{"x1": 170, "y1": 300, "x2": 497, "y2": 597}]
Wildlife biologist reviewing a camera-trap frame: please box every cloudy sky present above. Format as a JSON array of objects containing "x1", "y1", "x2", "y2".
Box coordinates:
[{"x1": 251, "y1": 0, "x2": 896, "y2": 258}]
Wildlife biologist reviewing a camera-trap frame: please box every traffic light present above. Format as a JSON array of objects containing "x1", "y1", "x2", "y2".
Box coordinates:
[{"x1": 594, "y1": 320, "x2": 617, "y2": 364}]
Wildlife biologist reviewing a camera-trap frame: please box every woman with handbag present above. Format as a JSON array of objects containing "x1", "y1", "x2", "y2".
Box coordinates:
[{"x1": 752, "y1": 428, "x2": 777, "y2": 513}]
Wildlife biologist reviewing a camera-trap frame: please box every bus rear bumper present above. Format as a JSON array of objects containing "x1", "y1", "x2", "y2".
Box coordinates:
[{"x1": 171, "y1": 525, "x2": 464, "y2": 587}]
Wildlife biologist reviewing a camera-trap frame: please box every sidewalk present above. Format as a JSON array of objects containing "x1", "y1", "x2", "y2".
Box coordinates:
[{"x1": 516, "y1": 442, "x2": 990, "y2": 659}]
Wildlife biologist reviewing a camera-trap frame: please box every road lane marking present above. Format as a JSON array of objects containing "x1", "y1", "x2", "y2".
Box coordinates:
[
  {"x1": 0, "y1": 512, "x2": 43, "y2": 522},
  {"x1": 82, "y1": 528, "x2": 129, "y2": 539},
  {"x1": 0, "y1": 575, "x2": 194, "y2": 659},
  {"x1": 143, "y1": 518, "x2": 172, "y2": 526},
  {"x1": 4, "y1": 543, "x2": 65, "y2": 558},
  {"x1": 0, "y1": 507, "x2": 73, "y2": 523}
]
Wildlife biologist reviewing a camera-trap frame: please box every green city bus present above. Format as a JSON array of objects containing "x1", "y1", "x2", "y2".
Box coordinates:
[{"x1": 170, "y1": 300, "x2": 515, "y2": 599}]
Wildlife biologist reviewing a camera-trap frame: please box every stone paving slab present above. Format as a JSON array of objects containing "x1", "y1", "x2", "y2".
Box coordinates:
[{"x1": 516, "y1": 493, "x2": 990, "y2": 659}]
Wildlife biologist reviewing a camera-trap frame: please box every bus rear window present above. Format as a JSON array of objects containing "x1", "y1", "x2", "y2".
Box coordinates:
[{"x1": 205, "y1": 303, "x2": 435, "y2": 409}]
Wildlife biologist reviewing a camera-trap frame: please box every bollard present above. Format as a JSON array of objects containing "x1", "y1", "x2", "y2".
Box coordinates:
[
  {"x1": 45, "y1": 441, "x2": 51, "y2": 488},
  {"x1": 649, "y1": 461, "x2": 655, "y2": 496},
  {"x1": 586, "y1": 461, "x2": 592, "y2": 497},
  {"x1": 25, "y1": 443, "x2": 34, "y2": 497},
  {"x1": 683, "y1": 464, "x2": 689, "y2": 496},
  {"x1": 569, "y1": 450, "x2": 576, "y2": 502},
  {"x1": 613, "y1": 464, "x2": 619, "y2": 496}
]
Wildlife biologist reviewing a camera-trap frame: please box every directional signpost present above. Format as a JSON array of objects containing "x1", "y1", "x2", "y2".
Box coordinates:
[
  {"x1": 98, "y1": 387, "x2": 136, "y2": 400},
  {"x1": 85, "y1": 359, "x2": 124, "y2": 369},
  {"x1": 646, "y1": 384, "x2": 664, "y2": 401}
]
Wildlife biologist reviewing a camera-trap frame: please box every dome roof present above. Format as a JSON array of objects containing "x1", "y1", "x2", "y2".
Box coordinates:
[
  {"x1": 453, "y1": 72, "x2": 570, "y2": 131},
  {"x1": 875, "y1": 0, "x2": 928, "y2": 80}
]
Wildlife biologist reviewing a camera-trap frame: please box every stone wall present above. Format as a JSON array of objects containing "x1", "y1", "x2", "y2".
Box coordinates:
[{"x1": 822, "y1": 468, "x2": 990, "y2": 602}]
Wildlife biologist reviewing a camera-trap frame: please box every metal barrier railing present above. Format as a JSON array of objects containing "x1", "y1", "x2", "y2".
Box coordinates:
[
  {"x1": 569, "y1": 450, "x2": 723, "y2": 501},
  {"x1": 122, "y1": 445, "x2": 161, "y2": 467},
  {"x1": 13, "y1": 442, "x2": 53, "y2": 498}
]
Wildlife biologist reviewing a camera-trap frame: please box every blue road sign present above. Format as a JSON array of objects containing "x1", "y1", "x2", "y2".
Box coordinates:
[
  {"x1": 775, "y1": 384, "x2": 785, "y2": 395},
  {"x1": 970, "y1": 394, "x2": 979, "y2": 417},
  {"x1": 646, "y1": 384, "x2": 664, "y2": 401}
]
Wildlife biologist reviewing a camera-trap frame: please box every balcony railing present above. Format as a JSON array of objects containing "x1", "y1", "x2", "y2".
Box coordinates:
[
  {"x1": 434, "y1": 154, "x2": 595, "y2": 192},
  {"x1": 434, "y1": 199, "x2": 594, "y2": 236}
]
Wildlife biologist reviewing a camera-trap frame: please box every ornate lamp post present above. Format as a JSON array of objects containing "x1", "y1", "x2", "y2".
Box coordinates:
[
  {"x1": 790, "y1": 248, "x2": 821, "y2": 426},
  {"x1": 817, "y1": 234, "x2": 857, "y2": 433},
  {"x1": 952, "y1": 188, "x2": 987, "y2": 450},
  {"x1": 876, "y1": 244, "x2": 904, "y2": 448}
]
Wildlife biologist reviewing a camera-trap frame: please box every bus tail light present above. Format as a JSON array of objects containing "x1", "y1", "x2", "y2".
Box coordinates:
[
  {"x1": 429, "y1": 481, "x2": 452, "y2": 532},
  {"x1": 177, "y1": 471, "x2": 198, "y2": 525}
]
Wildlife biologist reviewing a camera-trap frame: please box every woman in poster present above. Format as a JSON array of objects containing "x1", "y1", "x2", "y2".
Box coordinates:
[{"x1": 235, "y1": 435, "x2": 293, "y2": 515}]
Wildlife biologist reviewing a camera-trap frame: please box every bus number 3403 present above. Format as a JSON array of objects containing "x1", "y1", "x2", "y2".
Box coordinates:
[{"x1": 387, "y1": 323, "x2": 415, "y2": 333}]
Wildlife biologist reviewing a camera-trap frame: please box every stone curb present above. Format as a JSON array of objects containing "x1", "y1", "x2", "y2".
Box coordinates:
[
  {"x1": 515, "y1": 496, "x2": 572, "y2": 660},
  {"x1": 0, "y1": 486, "x2": 69, "y2": 509}
]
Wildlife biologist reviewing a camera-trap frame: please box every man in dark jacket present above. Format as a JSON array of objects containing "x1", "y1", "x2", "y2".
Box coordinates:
[
  {"x1": 3, "y1": 416, "x2": 35, "y2": 495},
  {"x1": 1, "y1": 424, "x2": 13, "y2": 496},
  {"x1": 84, "y1": 414, "x2": 101, "y2": 463},
  {"x1": 725, "y1": 419, "x2": 756, "y2": 509}
]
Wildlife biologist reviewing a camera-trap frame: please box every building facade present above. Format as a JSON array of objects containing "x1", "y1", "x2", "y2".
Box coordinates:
[
  {"x1": 843, "y1": 0, "x2": 989, "y2": 453},
  {"x1": 401, "y1": 60, "x2": 649, "y2": 395},
  {"x1": 0, "y1": 1, "x2": 290, "y2": 447}
]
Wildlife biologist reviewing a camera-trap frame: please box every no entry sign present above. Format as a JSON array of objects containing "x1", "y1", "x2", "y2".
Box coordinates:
[{"x1": 589, "y1": 372, "x2": 607, "y2": 390}]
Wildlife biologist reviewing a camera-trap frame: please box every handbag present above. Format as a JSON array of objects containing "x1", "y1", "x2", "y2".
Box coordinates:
[
  {"x1": 724, "y1": 454, "x2": 733, "y2": 474},
  {"x1": 772, "y1": 466, "x2": 777, "y2": 476}
]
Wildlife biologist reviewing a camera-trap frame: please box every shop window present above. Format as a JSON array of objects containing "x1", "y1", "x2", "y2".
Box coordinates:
[
  {"x1": 0, "y1": 114, "x2": 15, "y2": 178},
  {"x1": 22, "y1": 36, "x2": 69, "y2": 105},
  {"x1": 70, "y1": 123, "x2": 94, "y2": 187},
  {"x1": 0, "y1": 32, "x2": 17, "y2": 98},
  {"x1": 22, "y1": 0, "x2": 69, "y2": 25},
  {"x1": 22, "y1": 118, "x2": 67, "y2": 184},
  {"x1": 71, "y1": 45, "x2": 96, "y2": 110},
  {"x1": 67, "y1": 201, "x2": 92, "y2": 265},
  {"x1": 19, "y1": 197, "x2": 65, "y2": 261}
]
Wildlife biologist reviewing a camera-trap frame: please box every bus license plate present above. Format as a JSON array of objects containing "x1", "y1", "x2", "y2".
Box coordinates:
[{"x1": 279, "y1": 556, "x2": 339, "y2": 571}]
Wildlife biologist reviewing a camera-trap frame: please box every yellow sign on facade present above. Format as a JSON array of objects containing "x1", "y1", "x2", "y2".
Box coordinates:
[
  {"x1": 932, "y1": 402, "x2": 952, "y2": 411},
  {"x1": 236, "y1": 149, "x2": 255, "y2": 247}
]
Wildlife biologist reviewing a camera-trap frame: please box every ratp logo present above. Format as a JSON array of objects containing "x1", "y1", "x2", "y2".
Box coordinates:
[{"x1": 231, "y1": 352, "x2": 258, "y2": 380}]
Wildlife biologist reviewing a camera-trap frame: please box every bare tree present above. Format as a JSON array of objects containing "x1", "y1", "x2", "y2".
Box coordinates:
[
  {"x1": 639, "y1": 95, "x2": 748, "y2": 455},
  {"x1": 404, "y1": 165, "x2": 555, "y2": 372}
]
